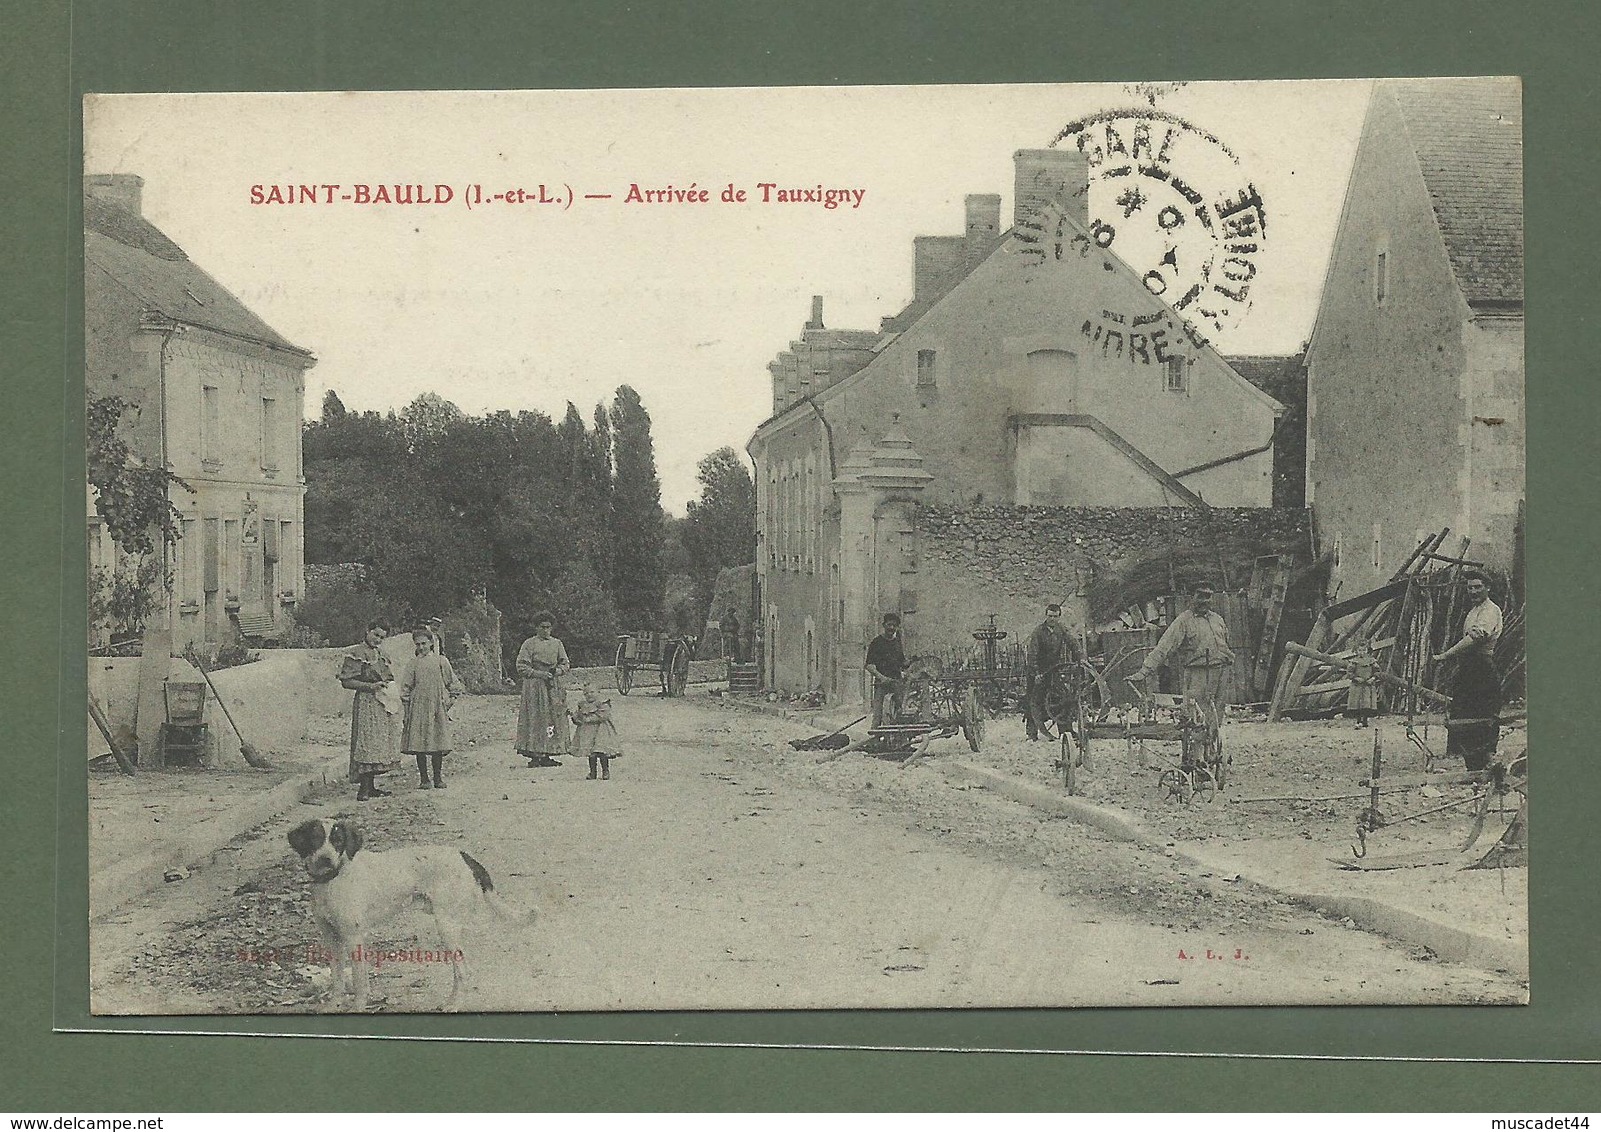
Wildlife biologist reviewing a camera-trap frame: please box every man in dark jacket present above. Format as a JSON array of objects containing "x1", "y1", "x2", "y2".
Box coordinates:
[
  {"x1": 1025, "y1": 603, "x2": 1084, "y2": 740},
  {"x1": 865, "y1": 613, "x2": 908, "y2": 727}
]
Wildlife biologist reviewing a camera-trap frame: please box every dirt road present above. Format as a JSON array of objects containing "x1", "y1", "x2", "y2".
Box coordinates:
[{"x1": 89, "y1": 690, "x2": 1524, "y2": 1013}]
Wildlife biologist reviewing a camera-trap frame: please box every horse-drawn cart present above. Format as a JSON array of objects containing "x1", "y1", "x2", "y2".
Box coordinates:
[{"x1": 613, "y1": 631, "x2": 692, "y2": 697}]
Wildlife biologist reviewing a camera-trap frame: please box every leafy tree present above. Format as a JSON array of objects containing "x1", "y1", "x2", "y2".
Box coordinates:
[
  {"x1": 682, "y1": 446, "x2": 757, "y2": 625},
  {"x1": 400, "y1": 391, "x2": 465, "y2": 452},
  {"x1": 321, "y1": 389, "x2": 347, "y2": 421},
  {"x1": 300, "y1": 386, "x2": 664, "y2": 672}
]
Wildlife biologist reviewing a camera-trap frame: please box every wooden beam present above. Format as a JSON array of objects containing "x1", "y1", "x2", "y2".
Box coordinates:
[
  {"x1": 1323, "y1": 578, "x2": 1410, "y2": 623},
  {"x1": 1283, "y1": 642, "x2": 1450, "y2": 704}
]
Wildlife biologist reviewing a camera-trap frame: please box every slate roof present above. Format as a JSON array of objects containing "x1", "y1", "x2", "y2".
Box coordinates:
[
  {"x1": 84, "y1": 194, "x2": 311, "y2": 357},
  {"x1": 1383, "y1": 78, "x2": 1523, "y2": 306},
  {"x1": 1224, "y1": 355, "x2": 1304, "y2": 400}
]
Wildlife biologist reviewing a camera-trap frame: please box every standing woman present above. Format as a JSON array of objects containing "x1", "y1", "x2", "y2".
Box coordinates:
[
  {"x1": 1433, "y1": 569, "x2": 1505, "y2": 772},
  {"x1": 340, "y1": 621, "x2": 400, "y2": 801},
  {"x1": 516, "y1": 611, "x2": 571, "y2": 768}
]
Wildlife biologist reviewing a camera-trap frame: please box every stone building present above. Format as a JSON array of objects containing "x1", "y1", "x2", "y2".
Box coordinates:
[
  {"x1": 748, "y1": 149, "x2": 1286, "y2": 701},
  {"x1": 1305, "y1": 78, "x2": 1524, "y2": 595},
  {"x1": 86, "y1": 174, "x2": 316, "y2": 652}
]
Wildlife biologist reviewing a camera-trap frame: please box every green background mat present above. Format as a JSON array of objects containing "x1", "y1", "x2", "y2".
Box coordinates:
[{"x1": 7, "y1": 0, "x2": 1599, "y2": 1110}]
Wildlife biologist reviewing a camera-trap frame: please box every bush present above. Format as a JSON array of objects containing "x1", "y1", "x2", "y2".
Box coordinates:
[
  {"x1": 453, "y1": 629, "x2": 506, "y2": 694},
  {"x1": 182, "y1": 643, "x2": 259, "y2": 673},
  {"x1": 297, "y1": 564, "x2": 405, "y2": 646}
]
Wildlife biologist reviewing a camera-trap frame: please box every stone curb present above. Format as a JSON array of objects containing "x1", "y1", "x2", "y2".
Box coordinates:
[
  {"x1": 940, "y1": 759, "x2": 1527, "y2": 979},
  {"x1": 90, "y1": 753, "x2": 345, "y2": 922},
  {"x1": 703, "y1": 692, "x2": 858, "y2": 736}
]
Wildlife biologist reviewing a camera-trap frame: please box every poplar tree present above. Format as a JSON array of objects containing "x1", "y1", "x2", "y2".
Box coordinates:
[{"x1": 608, "y1": 384, "x2": 665, "y2": 628}]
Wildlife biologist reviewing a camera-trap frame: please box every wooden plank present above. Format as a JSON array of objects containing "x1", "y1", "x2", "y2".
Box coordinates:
[
  {"x1": 1388, "y1": 529, "x2": 1449, "y2": 584},
  {"x1": 1251, "y1": 556, "x2": 1290, "y2": 701},
  {"x1": 1299, "y1": 679, "x2": 1353, "y2": 695},
  {"x1": 1269, "y1": 609, "x2": 1327, "y2": 721},
  {"x1": 1323, "y1": 579, "x2": 1410, "y2": 623},
  {"x1": 1282, "y1": 642, "x2": 1450, "y2": 704}
]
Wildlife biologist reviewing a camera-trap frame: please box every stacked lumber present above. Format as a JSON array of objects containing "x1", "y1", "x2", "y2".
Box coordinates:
[{"x1": 1268, "y1": 530, "x2": 1491, "y2": 720}]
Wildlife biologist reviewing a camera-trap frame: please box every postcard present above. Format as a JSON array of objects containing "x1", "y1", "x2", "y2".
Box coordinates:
[{"x1": 82, "y1": 80, "x2": 1526, "y2": 1015}]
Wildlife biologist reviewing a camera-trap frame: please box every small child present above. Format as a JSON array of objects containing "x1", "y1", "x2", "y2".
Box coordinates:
[
  {"x1": 569, "y1": 683, "x2": 620, "y2": 780},
  {"x1": 1347, "y1": 638, "x2": 1379, "y2": 728},
  {"x1": 401, "y1": 626, "x2": 465, "y2": 789}
]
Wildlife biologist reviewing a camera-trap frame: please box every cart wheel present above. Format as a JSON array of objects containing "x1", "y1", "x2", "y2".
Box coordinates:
[
  {"x1": 1209, "y1": 728, "x2": 1227, "y2": 791},
  {"x1": 663, "y1": 643, "x2": 690, "y2": 697},
  {"x1": 961, "y1": 687, "x2": 984, "y2": 752},
  {"x1": 1041, "y1": 682, "x2": 1070, "y2": 741},
  {"x1": 1158, "y1": 769, "x2": 1192, "y2": 805},
  {"x1": 614, "y1": 642, "x2": 633, "y2": 696},
  {"x1": 1062, "y1": 733, "x2": 1077, "y2": 794},
  {"x1": 1074, "y1": 692, "x2": 1093, "y2": 775},
  {"x1": 1189, "y1": 764, "x2": 1219, "y2": 804}
]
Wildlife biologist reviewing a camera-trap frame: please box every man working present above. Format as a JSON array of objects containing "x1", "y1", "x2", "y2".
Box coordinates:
[
  {"x1": 1131, "y1": 582, "x2": 1235, "y2": 765},
  {"x1": 1025, "y1": 602, "x2": 1084, "y2": 740},
  {"x1": 1433, "y1": 569, "x2": 1504, "y2": 772},
  {"x1": 865, "y1": 613, "x2": 908, "y2": 728}
]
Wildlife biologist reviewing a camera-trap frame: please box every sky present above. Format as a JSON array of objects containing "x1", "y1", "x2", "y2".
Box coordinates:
[{"x1": 84, "y1": 81, "x2": 1372, "y2": 512}]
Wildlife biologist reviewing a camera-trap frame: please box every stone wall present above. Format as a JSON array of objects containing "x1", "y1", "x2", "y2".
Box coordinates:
[{"x1": 912, "y1": 504, "x2": 1309, "y2": 653}]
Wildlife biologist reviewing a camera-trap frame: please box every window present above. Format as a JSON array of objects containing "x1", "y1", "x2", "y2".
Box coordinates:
[
  {"x1": 201, "y1": 386, "x2": 221, "y2": 464},
  {"x1": 260, "y1": 397, "x2": 279, "y2": 470},
  {"x1": 916, "y1": 349, "x2": 936, "y2": 388},
  {"x1": 1375, "y1": 249, "x2": 1388, "y2": 306},
  {"x1": 1165, "y1": 356, "x2": 1188, "y2": 393}
]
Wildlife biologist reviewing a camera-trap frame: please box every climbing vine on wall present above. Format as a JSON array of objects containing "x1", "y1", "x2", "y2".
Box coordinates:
[{"x1": 87, "y1": 395, "x2": 188, "y2": 559}]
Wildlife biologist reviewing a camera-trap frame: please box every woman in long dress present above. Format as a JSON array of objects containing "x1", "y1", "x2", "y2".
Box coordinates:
[
  {"x1": 340, "y1": 621, "x2": 399, "y2": 801},
  {"x1": 515, "y1": 610, "x2": 570, "y2": 767},
  {"x1": 401, "y1": 626, "x2": 465, "y2": 790}
]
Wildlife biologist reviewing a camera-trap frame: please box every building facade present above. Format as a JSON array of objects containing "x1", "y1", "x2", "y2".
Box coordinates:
[
  {"x1": 1305, "y1": 79, "x2": 1524, "y2": 595},
  {"x1": 86, "y1": 174, "x2": 315, "y2": 652},
  {"x1": 749, "y1": 150, "x2": 1284, "y2": 701}
]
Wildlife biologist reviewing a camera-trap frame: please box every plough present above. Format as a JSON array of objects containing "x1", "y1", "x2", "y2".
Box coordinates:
[{"x1": 1334, "y1": 746, "x2": 1527, "y2": 871}]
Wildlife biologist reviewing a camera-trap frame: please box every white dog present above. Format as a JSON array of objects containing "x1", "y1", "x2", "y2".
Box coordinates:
[{"x1": 286, "y1": 816, "x2": 533, "y2": 1011}]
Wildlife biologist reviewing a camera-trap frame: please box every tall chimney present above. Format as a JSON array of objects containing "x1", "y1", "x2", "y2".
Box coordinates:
[
  {"x1": 85, "y1": 173, "x2": 145, "y2": 216},
  {"x1": 1013, "y1": 149, "x2": 1089, "y2": 231},
  {"x1": 964, "y1": 193, "x2": 1001, "y2": 244},
  {"x1": 807, "y1": 294, "x2": 825, "y2": 330}
]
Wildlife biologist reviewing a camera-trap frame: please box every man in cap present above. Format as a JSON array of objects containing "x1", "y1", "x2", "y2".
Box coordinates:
[
  {"x1": 1132, "y1": 582, "x2": 1234, "y2": 763},
  {"x1": 1025, "y1": 602, "x2": 1084, "y2": 741}
]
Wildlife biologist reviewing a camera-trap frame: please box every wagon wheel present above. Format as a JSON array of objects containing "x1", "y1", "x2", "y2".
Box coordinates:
[
  {"x1": 1040, "y1": 661, "x2": 1101, "y2": 741},
  {"x1": 1208, "y1": 724, "x2": 1227, "y2": 791},
  {"x1": 977, "y1": 679, "x2": 1009, "y2": 720},
  {"x1": 961, "y1": 686, "x2": 985, "y2": 752},
  {"x1": 661, "y1": 642, "x2": 690, "y2": 697},
  {"x1": 1158, "y1": 768, "x2": 1192, "y2": 805},
  {"x1": 1189, "y1": 762, "x2": 1220, "y2": 804},
  {"x1": 614, "y1": 642, "x2": 633, "y2": 696},
  {"x1": 1061, "y1": 732, "x2": 1077, "y2": 794},
  {"x1": 1074, "y1": 685, "x2": 1094, "y2": 775}
]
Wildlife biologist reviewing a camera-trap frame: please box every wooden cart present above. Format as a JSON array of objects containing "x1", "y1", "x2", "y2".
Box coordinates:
[{"x1": 613, "y1": 631, "x2": 692, "y2": 697}]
